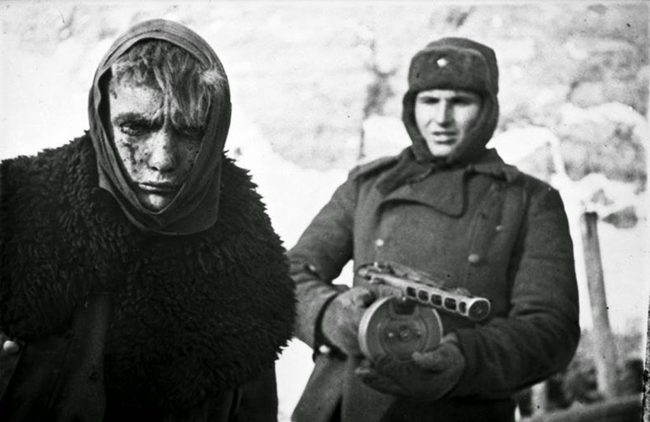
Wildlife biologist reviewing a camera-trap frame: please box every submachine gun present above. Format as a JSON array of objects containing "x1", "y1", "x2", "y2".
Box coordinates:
[{"x1": 356, "y1": 262, "x2": 491, "y2": 363}]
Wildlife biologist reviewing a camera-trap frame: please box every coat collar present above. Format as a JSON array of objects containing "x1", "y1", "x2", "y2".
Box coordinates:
[
  {"x1": 1, "y1": 136, "x2": 295, "y2": 409},
  {"x1": 380, "y1": 149, "x2": 519, "y2": 216}
]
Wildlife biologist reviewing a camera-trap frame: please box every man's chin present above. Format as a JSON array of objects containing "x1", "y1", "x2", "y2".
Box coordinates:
[
  {"x1": 427, "y1": 146, "x2": 455, "y2": 158},
  {"x1": 137, "y1": 192, "x2": 175, "y2": 212}
]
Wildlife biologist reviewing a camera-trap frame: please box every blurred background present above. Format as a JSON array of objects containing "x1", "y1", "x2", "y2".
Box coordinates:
[{"x1": 1, "y1": 1, "x2": 648, "y2": 420}]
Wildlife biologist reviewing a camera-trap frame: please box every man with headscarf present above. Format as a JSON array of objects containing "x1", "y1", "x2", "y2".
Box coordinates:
[
  {"x1": 0, "y1": 19, "x2": 295, "y2": 421},
  {"x1": 289, "y1": 37, "x2": 580, "y2": 422}
]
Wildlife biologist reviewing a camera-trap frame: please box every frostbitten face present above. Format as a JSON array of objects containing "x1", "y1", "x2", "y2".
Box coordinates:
[
  {"x1": 107, "y1": 81, "x2": 203, "y2": 211},
  {"x1": 414, "y1": 89, "x2": 482, "y2": 158}
]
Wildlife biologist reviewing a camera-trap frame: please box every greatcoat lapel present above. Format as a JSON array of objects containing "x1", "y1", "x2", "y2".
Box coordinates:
[
  {"x1": 378, "y1": 149, "x2": 519, "y2": 218},
  {"x1": 381, "y1": 169, "x2": 467, "y2": 217}
]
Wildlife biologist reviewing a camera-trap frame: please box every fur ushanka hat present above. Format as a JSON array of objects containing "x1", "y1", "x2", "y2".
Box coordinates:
[{"x1": 402, "y1": 37, "x2": 500, "y2": 164}]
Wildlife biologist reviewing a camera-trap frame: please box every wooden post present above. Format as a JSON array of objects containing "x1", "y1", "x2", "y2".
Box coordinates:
[
  {"x1": 580, "y1": 211, "x2": 620, "y2": 399},
  {"x1": 531, "y1": 382, "x2": 549, "y2": 416},
  {"x1": 645, "y1": 9, "x2": 650, "y2": 422}
]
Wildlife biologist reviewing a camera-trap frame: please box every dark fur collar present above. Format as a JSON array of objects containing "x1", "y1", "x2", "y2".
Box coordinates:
[{"x1": 0, "y1": 135, "x2": 295, "y2": 409}]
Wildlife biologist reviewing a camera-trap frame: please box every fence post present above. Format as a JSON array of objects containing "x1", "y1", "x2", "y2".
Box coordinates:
[
  {"x1": 580, "y1": 211, "x2": 620, "y2": 399},
  {"x1": 531, "y1": 382, "x2": 549, "y2": 416}
]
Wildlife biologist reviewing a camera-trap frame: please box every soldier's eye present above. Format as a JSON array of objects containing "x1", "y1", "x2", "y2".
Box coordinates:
[{"x1": 418, "y1": 96, "x2": 440, "y2": 105}]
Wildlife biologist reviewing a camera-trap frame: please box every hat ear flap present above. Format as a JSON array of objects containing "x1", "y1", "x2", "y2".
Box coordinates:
[
  {"x1": 401, "y1": 90, "x2": 435, "y2": 162},
  {"x1": 445, "y1": 94, "x2": 499, "y2": 165}
]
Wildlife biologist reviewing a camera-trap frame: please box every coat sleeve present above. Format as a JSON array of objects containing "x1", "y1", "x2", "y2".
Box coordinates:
[
  {"x1": 452, "y1": 183, "x2": 580, "y2": 399},
  {"x1": 287, "y1": 175, "x2": 357, "y2": 349}
]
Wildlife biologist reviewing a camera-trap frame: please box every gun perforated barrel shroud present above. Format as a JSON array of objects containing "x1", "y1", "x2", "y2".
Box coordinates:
[{"x1": 357, "y1": 263, "x2": 491, "y2": 322}]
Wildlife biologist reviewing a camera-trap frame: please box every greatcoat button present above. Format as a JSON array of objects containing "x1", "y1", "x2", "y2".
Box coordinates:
[
  {"x1": 468, "y1": 254, "x2": 481, "y2": 264},
  {"x1": 495, "y1": 225, "x2": 504, "y2": 232},
  {"x1": 2, "y1": 340, "x2": 20, "y2": 354},
  {"x1": 375, "y1": 238, "x2": 385, "y2": 248},
  {"x1": 318, "y1": 344, "x2": 332, "y2": 355}
]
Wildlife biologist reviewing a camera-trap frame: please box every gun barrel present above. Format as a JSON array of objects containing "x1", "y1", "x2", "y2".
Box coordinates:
[{"x1": 366, "y1": 273, "x2": 490, "y2": 322}]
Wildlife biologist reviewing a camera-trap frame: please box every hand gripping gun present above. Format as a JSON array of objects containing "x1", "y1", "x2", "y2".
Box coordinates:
[{"x1": 356, "y1": 262, "x2": 491, "y2": 363}]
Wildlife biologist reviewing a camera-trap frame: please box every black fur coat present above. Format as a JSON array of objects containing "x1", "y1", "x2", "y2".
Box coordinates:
[{"x1": 0, "y1": 135, "x2": 295, "y2": 419}]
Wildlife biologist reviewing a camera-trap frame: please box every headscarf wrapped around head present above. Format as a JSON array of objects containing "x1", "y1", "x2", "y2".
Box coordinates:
[{"x1": 88, "y1": 19, "x2": 231, "y2": 235}]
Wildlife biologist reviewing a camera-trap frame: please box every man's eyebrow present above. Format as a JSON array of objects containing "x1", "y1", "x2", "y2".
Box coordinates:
[
  {"x1": 417, "y1": 94, "x2": 440, "y2": 102},
  {"x1": 455, "y1": 92, "x2": 477, "y2": 98},
  {"x1": 452, "y1": 90, "x2": 481, "y2": 98},
  {"x1": 112, "y1": 112, "x2": 156, "y2": 125}
]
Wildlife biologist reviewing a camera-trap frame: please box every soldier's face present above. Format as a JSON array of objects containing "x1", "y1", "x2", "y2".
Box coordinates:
[
  {"x1": 414, "y1": 89, "x2": 482, "y2": 157},
  {"x1": 107, "y1": 80, "x2": 203, "y2": 211}
]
